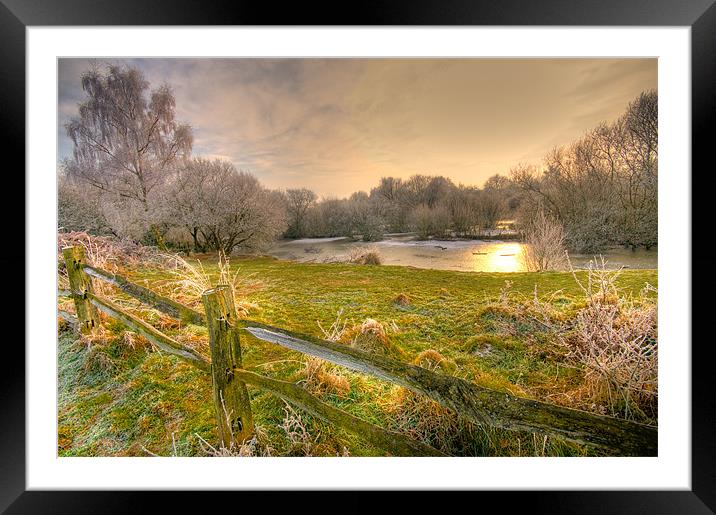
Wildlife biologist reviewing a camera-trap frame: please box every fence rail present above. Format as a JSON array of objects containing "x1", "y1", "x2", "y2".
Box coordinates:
[
  {"x1": 83, "y1": 265, "x2": 206, "y2": 326},
  {"x1": 58, "y1": 245, "x2": 658, "y2": 456},
  {"x1": 233, "y1": 369, "x2": 446, "y2": 456},
  {"x1": 241, "y1": 325, "x2": 657, "y2": 455},
  {"x1": 87, "y1": 292, "x2": 210, "y2": 372}
]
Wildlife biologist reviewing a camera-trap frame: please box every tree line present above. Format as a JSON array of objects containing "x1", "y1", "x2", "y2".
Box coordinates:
[
  {"x1": 512, "y1": 91, "x2": 657, "y2": 252},
  {"x1": 59, "y1": 63, "x2": 657, "y2": 255}
]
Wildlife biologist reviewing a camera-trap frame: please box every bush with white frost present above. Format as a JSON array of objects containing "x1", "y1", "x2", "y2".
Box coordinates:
[{"x1": 522, "y1": 208, "x2": 567, "y2": 272}]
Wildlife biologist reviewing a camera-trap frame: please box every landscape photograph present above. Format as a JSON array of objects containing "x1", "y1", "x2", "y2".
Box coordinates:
[{"x1": 57, "y1": 57, "x2": 658, "y2": 457}]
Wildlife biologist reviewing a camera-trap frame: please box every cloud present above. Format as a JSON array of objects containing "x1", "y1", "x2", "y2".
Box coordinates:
[{"x1": 58, "y1": 58, "x2": 657, "y2": 197}]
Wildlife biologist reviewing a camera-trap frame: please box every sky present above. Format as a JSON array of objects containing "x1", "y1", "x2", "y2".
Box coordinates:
[{"x1": 58, "y1": 58, "x2": 657, "y2": 198}]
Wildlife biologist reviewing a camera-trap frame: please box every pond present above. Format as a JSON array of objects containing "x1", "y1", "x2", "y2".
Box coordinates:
[{"x1": 266, "y1": 234, "x2": 657, "y2": 273}]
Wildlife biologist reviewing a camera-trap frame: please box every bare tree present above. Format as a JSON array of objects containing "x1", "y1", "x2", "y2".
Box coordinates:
[
  {"x1": 370, "y1": 177, "x2": 408, "y2": 232},
  {"x1": 410, "y1": 204, "x2": 451, "y2": 240},
  {"x1": 445, "y1": 188, "x2": 478, "y2": 237},
  {"x1": 284, "y1": 188, "x2": 318, "y2": 238},
  {"x1": 424, "y1": 176, "x2": 455, "y2": 208},
  {"x1": 64, "y1": 63, "x2": 192, "y2": 242},
  {"x1": 511, "y1": 90, "x2": 658, "y2": 253},
  {"x1": 348, "y1": 191, "x2": 384, "y2": 241},
  {"x1": 401, "y1": 174, "x2": 432, "y2": 208},
  {"x1": 484, "y1": 173, "x2": 521, "y2": 219},
  {"x1": 615, "y1": 90, "x2": 658, "y2": 249},
  {"x1": 476, "y1": 188, "x2": 504, "y2": 231},
  {"x1": 314, "y1": 198, "x2": 352, "y2": 237},
  {"x1": 166, "y1": 158, "x2": 287, "y2": 253},
  {"x1": 410, "y1": 205, "x2": 434, "y2": 240}
]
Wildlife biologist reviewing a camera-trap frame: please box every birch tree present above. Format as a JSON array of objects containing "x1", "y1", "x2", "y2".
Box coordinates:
[{"x1": 64, "y1": 63, "x2": 192, "y2": 242}]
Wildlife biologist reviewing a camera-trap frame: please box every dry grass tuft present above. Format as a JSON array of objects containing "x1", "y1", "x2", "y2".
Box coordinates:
[
  {"x1": 477, "y1": 286, "x2": 567, "y2": 341},
  {"x1": 306, "y1": 311, "x2": 352, "y2": 398},
  {"x1": 154, "y1": 313, "x2": 183, "y2": 333},
  {"x1": 341, "y1": 318, "x2": 404, "y2": 358},
  {"x1": 357, "y1": 318, "x2": 387, "y2": 340},
  {"x1": 345, "y1": 246, "x2": 383, "y2": 265},
  {"x1": 82, "y1": 344, "x2": 118, "y2": 377},
  {"x1": 301, "y1": 357, "x2": 351, "y2": 399},
  {"x1": 277, "y1": 404, "x2": 351, "y2": 455},
  {"x1": 76, "y1": 323, "x2": 112, "y2": 349},
  {"x1": 75, "y1": 326, "x2": 119, "y2": 378},
  {"x1": 165, "y1": 252, "x2": 223, "y2": 297},
  {"x1": 57, "y1": 316, "x2": 71, "y2": 333},
  {"x1": 79, "y1": 324, "x2": 161, "y2": 379},
  {"x1": 392, "y1": 293, "x2": 412, "y2": 307},
  {"x1": 412, "y1": 349, "x2": 456, "y2": 374},
  {"x1": 58, "y1": 231, "x2": 170, "y2": 273},
  {"x1": 477, "y1": 304, "x2": 528, "y2": 337},
  {"x1": 165, "y1": 251, "x2": 260, "y2": 316},
  {"x1": 57, "y1": 232, "x2": 174, "y2": 300},
  {"x1": 172, "y1": 327, "x2": 210, "y2": 358},
  {"x1": 463, "y1": 334, "x2": 509, "y2": 358},
  {"x1": 386, "y1": 390, "x2": 473, "y2": 455},
  {"x1": 121, "y1": 331, "x2": 151, "y2": 351}
]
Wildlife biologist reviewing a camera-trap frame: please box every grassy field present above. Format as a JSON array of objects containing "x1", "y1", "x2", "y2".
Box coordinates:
[{"x1": 58, "y1": 255, "x2": 657, "y2": 457}]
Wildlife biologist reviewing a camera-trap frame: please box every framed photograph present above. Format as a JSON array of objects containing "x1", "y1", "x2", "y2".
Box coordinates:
[{"x1": 7, "y1": 0, "x2": 713, "y2": 511}]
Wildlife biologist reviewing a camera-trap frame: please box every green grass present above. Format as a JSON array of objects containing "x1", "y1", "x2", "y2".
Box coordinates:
[{"x1": 58, "y1": 257, "x2": 657, "y2": 457}]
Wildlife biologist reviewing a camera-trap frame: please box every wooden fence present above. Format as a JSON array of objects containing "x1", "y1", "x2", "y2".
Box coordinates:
[{"x1": 58, "y1": 245, "x2": 658, "y2": 457}]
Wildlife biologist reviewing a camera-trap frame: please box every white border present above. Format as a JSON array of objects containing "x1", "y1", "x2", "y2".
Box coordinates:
[{"x1": 27, "y1": 27, "x2": 691, "y2": 490}]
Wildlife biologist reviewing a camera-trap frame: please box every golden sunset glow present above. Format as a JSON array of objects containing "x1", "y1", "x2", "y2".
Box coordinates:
[
  {"x1": 58, "y1": 58, "x2": 656, "y2": 197},
  {"x1": 483, "y1": 242, "x2": 525, "y2": 273}
]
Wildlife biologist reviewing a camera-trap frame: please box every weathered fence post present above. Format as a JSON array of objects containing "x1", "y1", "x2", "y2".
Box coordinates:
[
  {"x1": 62, "y1": 246, "x2": 100, "y2": 334},
  {"x1": 203, "y1": 285, "x2": 254, "y2": 448}
]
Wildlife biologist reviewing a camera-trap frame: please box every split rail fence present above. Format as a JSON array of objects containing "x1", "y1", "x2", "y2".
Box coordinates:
[{"x1": 58, "y1": 245, "x2": 658, "y2": 456}]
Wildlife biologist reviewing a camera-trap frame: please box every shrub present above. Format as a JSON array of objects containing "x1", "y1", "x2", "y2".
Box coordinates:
[
  {"x1": 561, "y1": 300, "x2": 657, "y2": 421},
  {"x1": 58, "y1": 177, "x2": 114, "y2": 235},
  {"x1": 522, "y1": 208, "x2": 568, "y2": 272},
  {"x1": 471, "y1": 257, "x2": 658, "y2": 423},
  {"x1": 560, "y1": 259, "x2": 658, "y2": 421}
]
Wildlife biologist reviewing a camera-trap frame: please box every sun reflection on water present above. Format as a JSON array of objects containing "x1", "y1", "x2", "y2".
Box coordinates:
[
  {"x1": 270, "y1": 237, "x2": 656, "y2": 272},
  {"x1": 478, "y1": 242, "x2": 526, "y2": 273}
]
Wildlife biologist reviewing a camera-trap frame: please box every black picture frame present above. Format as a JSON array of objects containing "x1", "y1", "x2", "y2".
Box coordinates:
[{"x1": 4, "y1": 0, "x2": 713, "y2": 511}]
